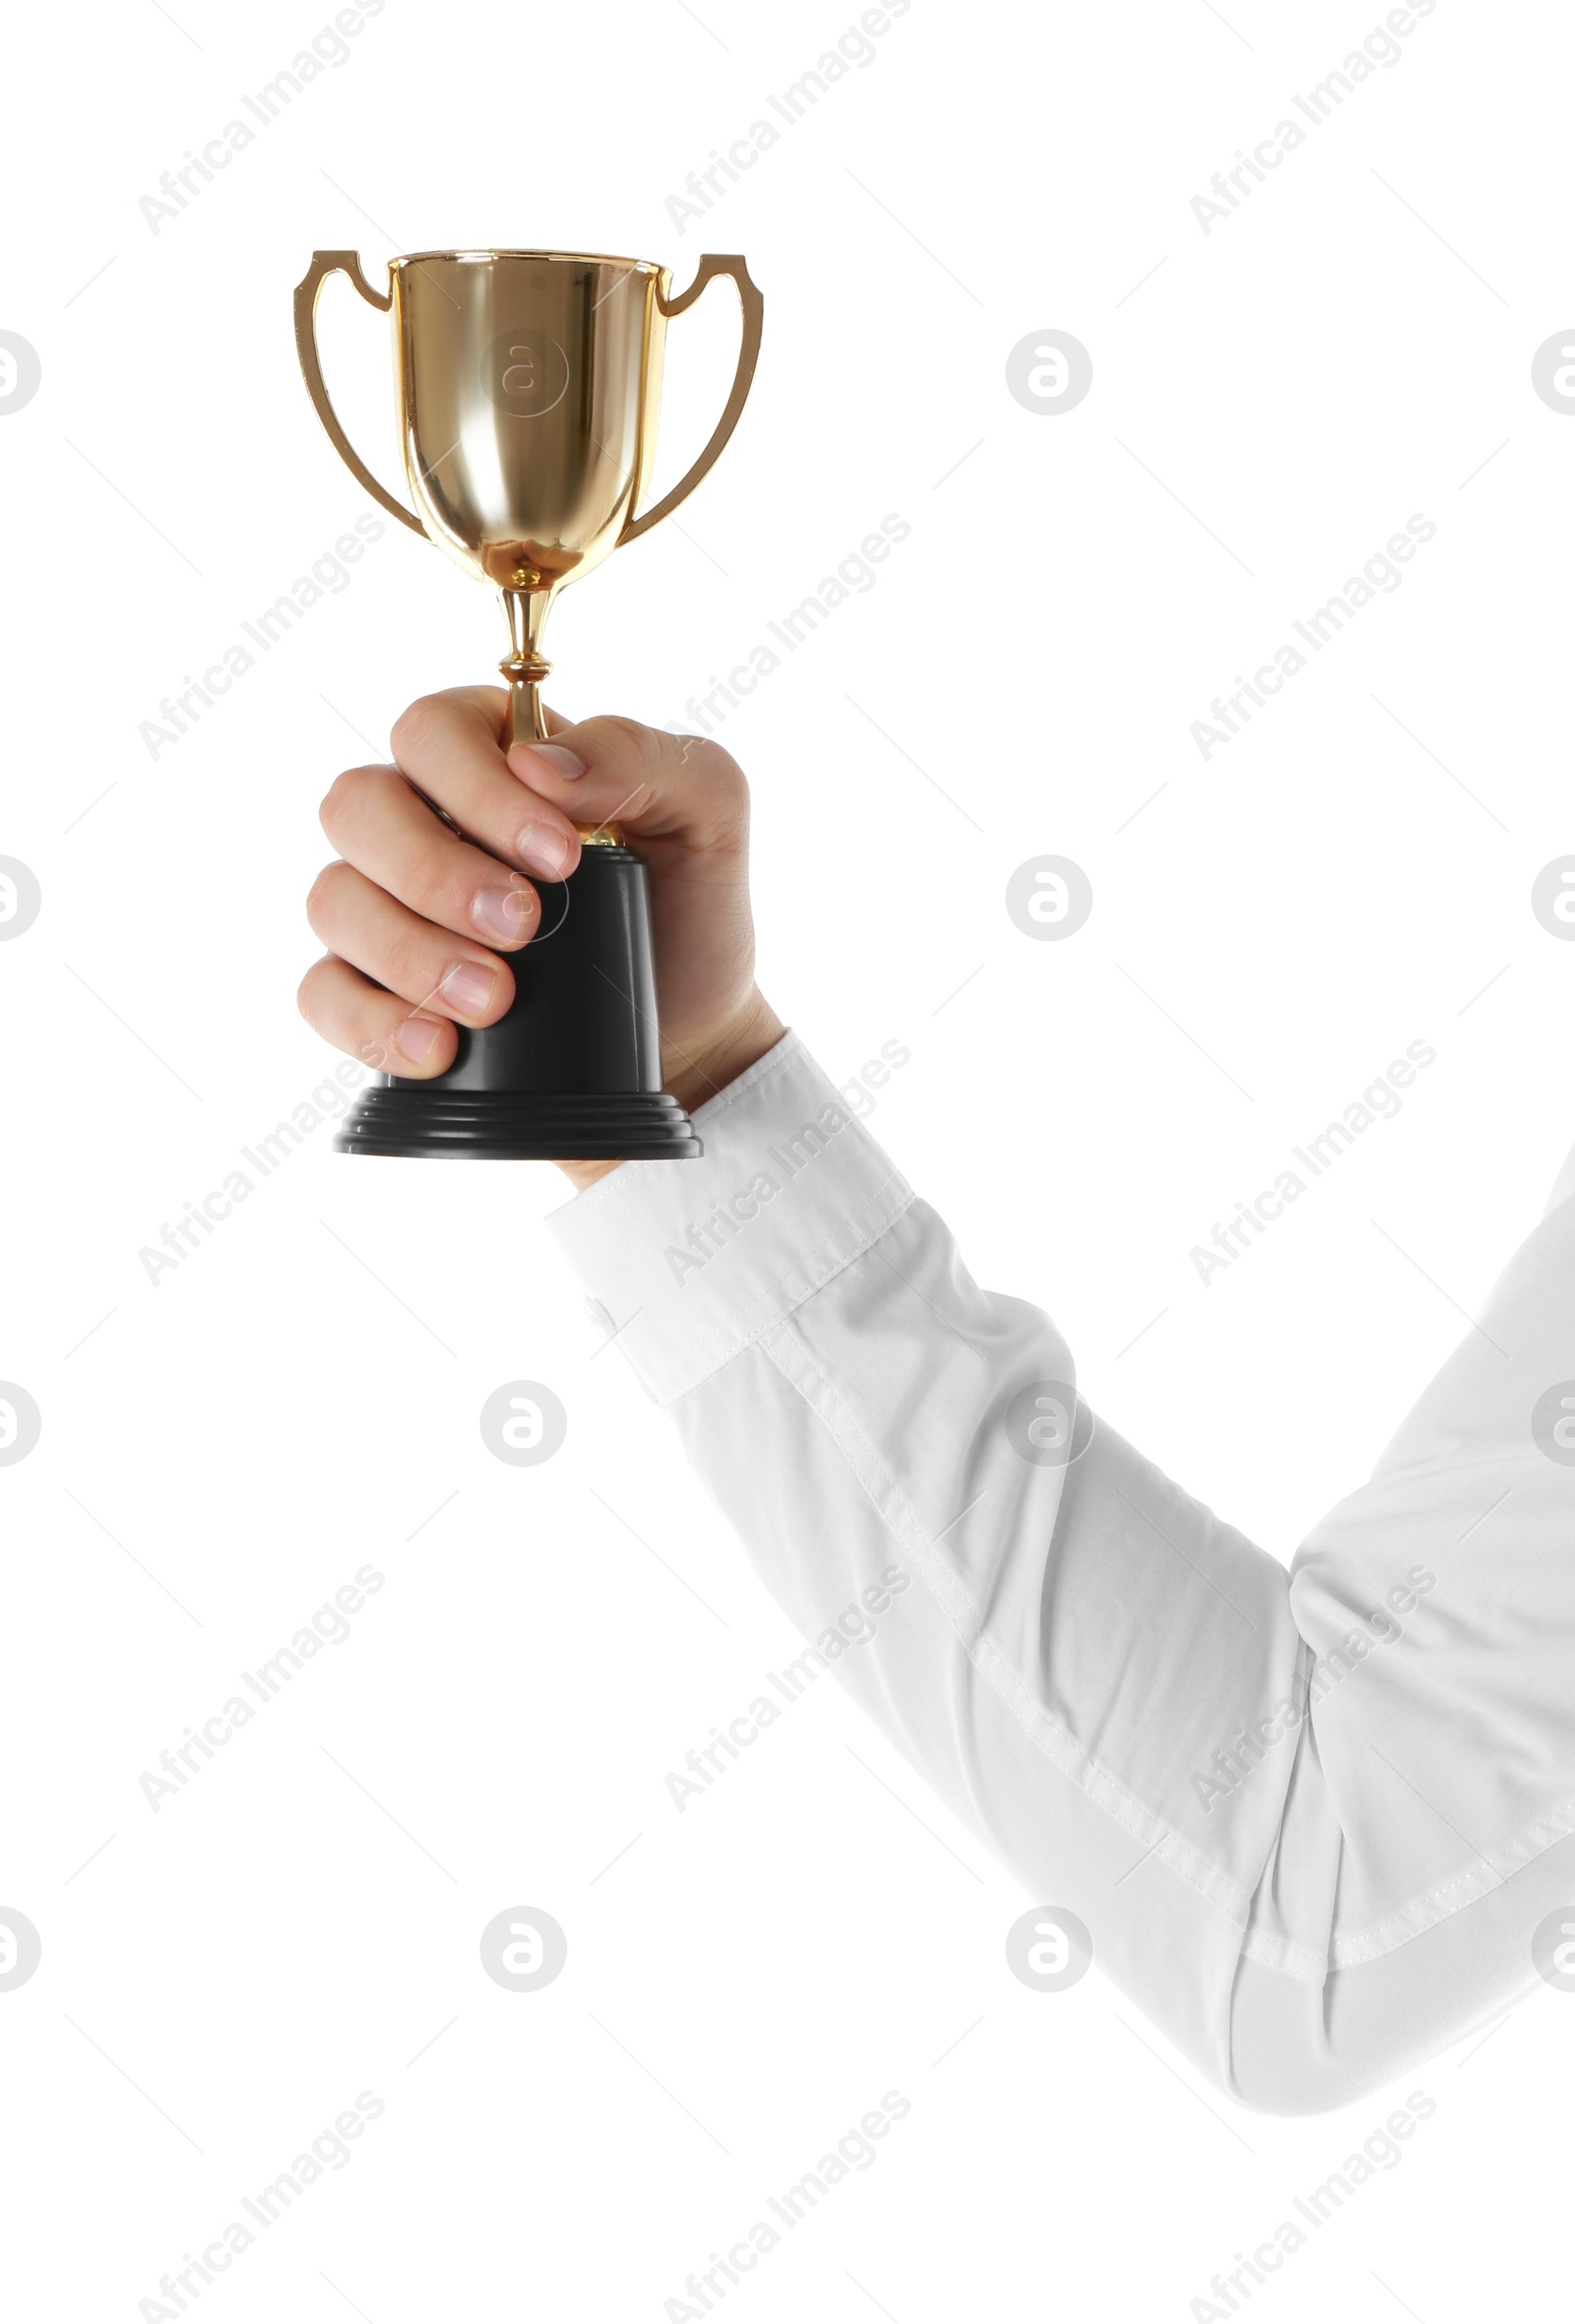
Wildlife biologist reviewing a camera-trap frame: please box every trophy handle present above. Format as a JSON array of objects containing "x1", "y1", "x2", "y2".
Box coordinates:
[
  {"x1": 618, "y1": 255, "x2": 764, "y2": 546},
  {"x1": 291, "y1": 251, "x2": 424, "y2": 536}
]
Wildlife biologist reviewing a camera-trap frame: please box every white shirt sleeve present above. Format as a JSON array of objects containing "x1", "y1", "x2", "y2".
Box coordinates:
[{"x1": 546, "y1": 1032, "x2": 1575, "y2": 2112}]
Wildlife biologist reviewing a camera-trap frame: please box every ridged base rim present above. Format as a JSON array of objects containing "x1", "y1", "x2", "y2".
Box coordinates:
[{"x1": 335, "y1": 1087, "x2": 702, "y2": 1161}]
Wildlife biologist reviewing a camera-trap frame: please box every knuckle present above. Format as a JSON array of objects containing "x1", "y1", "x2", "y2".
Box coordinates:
[
  {"x1": 390, "y1": 853, "x2": 473, "y2": 939},
  {"x1": 607, "y1": 712, "x2": 656, "y2": 756},
  {"x1": 688, "y1": 739, "x2": 750, "y2": 839},
  {"x1": 422, "y1": 857, "x2": 479, "y2": 929},
  {"x1": 676, "y1": 728, "x2": 742, "y2": 785},
  {"x1": 304, "y1": 860, "x2": 352, "y2": 936},
  {"x1": 389, "y1": 693, "x2": 447, "y2": 763},
  {"x1": 320, "y1": 761, "x2": 380, "y2": 840},
  {"x1": 706, "y1": 743, "x2": 749, "y2": 802},
  {"x1": 295, "y1": 957, "x2": 332, "y2": 1024},
  {"x1": 382, "y1": 929, "x2": 438, "y2": 1003},
  {"x1": 586, "y1": 713, "x2": 664, "y2": 775}
]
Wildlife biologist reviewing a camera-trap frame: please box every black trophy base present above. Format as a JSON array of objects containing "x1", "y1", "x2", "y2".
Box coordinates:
[
  {"x1": 336, "y1": 1086, "x2": 701, "y2": 1162},
  {"x1": 333, "y1": 842, "x2": 702, "y2": 1163}
]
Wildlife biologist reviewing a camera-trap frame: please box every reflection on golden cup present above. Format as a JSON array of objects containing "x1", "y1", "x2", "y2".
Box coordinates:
[{"x1": 390, "y1": 251, "x2": 664, "y2": 597}]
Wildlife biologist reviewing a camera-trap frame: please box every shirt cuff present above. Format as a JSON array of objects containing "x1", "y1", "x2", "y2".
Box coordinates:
[{"x1": 544, "y1": 1031, "x2": 915, "y2": 1405}]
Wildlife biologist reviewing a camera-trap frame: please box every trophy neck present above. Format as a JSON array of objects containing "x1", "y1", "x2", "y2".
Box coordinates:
[
  {"x1": 498, "y1": 585, "x2": 554, "y2": 750},
  {"x1": 500, "y1": 584, "x2": 551, "y2": 690},
  {"x1": 498, "y1": 587, "x2": 623, "y2": 847}
]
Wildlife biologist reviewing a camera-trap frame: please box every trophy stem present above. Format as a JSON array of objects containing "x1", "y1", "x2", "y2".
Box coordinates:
[
  {"x1": 498, "y1": 584, "x2": 553, "y2": 749},
  {"x1": 510, "y1": 677, "x2": 550, "y2": 747},
  {"x1": 497, "y1": 586, "x2": 623, "y2": 846}
]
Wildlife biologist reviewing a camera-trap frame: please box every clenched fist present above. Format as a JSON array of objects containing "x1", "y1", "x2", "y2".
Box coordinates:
[{"x1": 298, "y1": 687, "x2": 784, "y2": 1187}]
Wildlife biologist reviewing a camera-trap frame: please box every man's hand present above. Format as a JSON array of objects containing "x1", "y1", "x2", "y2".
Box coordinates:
[{"x1": 297, "y1": 687, "x2": 784, "y2": 1188}]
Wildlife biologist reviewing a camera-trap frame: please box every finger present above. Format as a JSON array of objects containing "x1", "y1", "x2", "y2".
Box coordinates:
[
  {"x1": 297, "y1": 955, "x2": 459, "y2": 1080},
  {"x1": 306, "y1": 861, "x2": 516, "y2": 1028},
  {"x1": 389, "y1": 686, "x2": 584, "y2": 882},
  {"x1": 320, "y1": 764, "x2": 543, "y2": 950},
  {"x1": 503, "y1": 715, "x2": 748, "y2": 852}
]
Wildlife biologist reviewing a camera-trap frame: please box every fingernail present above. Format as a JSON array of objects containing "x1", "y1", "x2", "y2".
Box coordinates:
[
  {"x1": 510, "y1": 741, "x2": 585, "y2": 782},
  {"x1": 472, "y1": 880, "x2": 536, "y2": 942},
  {"x1": 440, "y1": 960, "x2": 497, "y2": 1019},
  {"x1": 515, "y1": 821, "x2": 574, "y2": 879},
  {"x1": 396, "y1": 1013, "x2": 444, "y2": 1064}
]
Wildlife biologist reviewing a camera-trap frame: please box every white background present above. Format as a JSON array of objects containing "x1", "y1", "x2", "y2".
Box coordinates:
[{"x1": 3, "y1": 0, "x2": 1573, "y2": 2316}]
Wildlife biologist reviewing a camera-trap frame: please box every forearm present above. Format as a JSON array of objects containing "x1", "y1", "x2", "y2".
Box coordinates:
[{"x1": 547, "y1": 1034, "x2": 1575, "y2": 2109}]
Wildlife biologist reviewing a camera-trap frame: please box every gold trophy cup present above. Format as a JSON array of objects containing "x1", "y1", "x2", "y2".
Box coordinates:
[{"x1": 293, "y1": 247, "x2": 764, "y2": 1159}]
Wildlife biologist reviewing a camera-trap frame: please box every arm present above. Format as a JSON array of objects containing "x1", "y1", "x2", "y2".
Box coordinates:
[
  {"x1": 301, "y1": 696, "x2": 1575, "y2": 2113},
  {"x1": 548, "y1": 1030, "x2": 1575, "y2": 2110}
]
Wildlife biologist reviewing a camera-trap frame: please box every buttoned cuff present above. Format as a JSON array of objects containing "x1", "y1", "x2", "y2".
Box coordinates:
[{"x1": 544, "y1": 1032, "x2": 915, "y2": 1405}]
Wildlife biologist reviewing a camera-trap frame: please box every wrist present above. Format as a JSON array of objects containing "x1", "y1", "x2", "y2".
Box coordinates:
[
  {"x1": 664, "y1": 991, "x2": 785, "y2": 1116},
  {"x1": 552, "y1": 992, "x2": 785, "y2": 1194}
]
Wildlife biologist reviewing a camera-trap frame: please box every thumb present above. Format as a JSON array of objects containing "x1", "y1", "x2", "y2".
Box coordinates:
[{"x1": 506, "y1": 713, "x2": 747, "y2": 850}]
